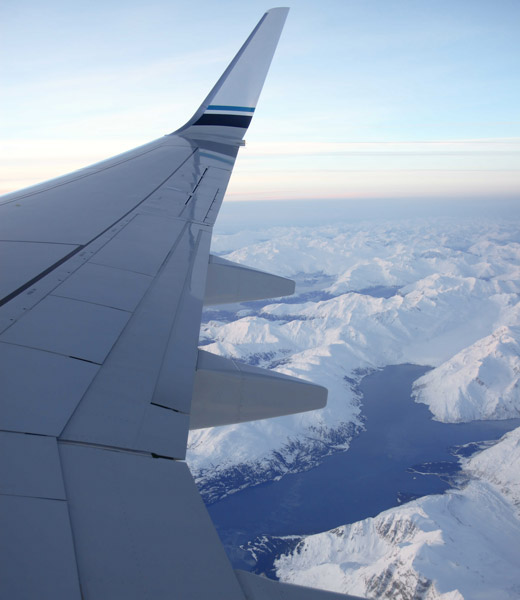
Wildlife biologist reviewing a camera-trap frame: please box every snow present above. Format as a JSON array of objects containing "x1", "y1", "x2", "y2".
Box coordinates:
[
  {"x1": 187, "y1": 217, "x2": 520, "y2": 499},
  {"x1": 275, "y1": 428, "x2": 520, "y2": 600},
  {"x1": 463, "y1": 427, "x2": 520, "y2": 516},
  {"x1": 413, "y1": 326, "x2": 520, "y2": 422}
]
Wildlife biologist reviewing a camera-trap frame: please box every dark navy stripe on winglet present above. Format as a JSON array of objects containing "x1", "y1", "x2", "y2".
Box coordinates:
[{"x1": 193, "y1": 114, "x2": 253, "y2": 128}]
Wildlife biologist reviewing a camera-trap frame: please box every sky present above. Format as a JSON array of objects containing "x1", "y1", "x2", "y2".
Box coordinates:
[{"x1": 1, "y1": 0, "x2": 520, "y2": 202}]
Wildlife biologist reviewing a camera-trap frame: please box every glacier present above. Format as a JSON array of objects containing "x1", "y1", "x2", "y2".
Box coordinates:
[{"x1": 188, "y1": 216, "x2": 520, "y2": 502}]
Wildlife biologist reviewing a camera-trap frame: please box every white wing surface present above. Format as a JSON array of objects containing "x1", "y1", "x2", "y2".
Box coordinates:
[{"x1": 0, "y1": 8, "x2": 363, "y2": 599}]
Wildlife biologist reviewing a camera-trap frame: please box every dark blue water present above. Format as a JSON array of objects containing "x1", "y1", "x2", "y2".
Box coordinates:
[
  {"x1": 207, "y1": 364, "x2": 520, "y2": 572},
  {"x1": 358, "y1": 285, "x2": 402, "y2": 298}
]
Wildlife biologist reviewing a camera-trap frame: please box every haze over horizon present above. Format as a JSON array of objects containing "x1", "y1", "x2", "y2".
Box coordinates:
[
  {"x1": 214, "y1": 197, "x2": 520, "y2": 231},
  {"x1": 2, "y1": 0, "x2": 519, "y2": 202}
]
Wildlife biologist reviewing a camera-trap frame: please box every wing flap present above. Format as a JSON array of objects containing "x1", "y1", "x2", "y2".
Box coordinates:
[
  {"x1": 0, "y1": 434, "x2": 81, "y2": 598},
  {"x1": 59, "y1": 444, "x2": 246, "y2": 599},
  {"x1": 0, "y1": 495, "x2": 82, "y2": 599}
]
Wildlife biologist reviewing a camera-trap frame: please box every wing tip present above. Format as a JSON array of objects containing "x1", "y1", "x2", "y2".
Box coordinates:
[
  {"x1": 174, "y1": 8, "x2": 289, "y2": 141},
  {"x1": 266, "y1": 7, "x2": 290, "y2": 14}
]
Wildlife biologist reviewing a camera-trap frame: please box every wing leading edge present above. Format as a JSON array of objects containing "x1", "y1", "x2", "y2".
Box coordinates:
[{"x1": 0, "y1": 9, "x2": 355, "y2": 600}]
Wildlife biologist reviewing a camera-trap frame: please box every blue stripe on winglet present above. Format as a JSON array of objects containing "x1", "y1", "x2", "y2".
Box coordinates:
[{"x1": 207, "y1": 105, "x2": 255, "y2": 112}]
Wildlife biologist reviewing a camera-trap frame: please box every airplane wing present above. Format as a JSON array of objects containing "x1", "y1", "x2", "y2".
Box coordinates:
[{"x1": 0, "y1": 8, "x2": 363, "y2": 599}]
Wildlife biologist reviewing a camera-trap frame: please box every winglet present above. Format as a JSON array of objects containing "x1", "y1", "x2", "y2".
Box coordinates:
[{"x1": 175, "y1": 8, "x2": 289, "y2": 140}]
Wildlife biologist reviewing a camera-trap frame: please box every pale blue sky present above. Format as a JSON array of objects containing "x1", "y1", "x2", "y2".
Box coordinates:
[{"x1": 1, "y1": 0, "x2": 519, "y2": 200}]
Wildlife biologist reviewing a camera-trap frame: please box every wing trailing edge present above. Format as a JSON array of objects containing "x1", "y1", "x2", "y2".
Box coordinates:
[{"x1": 235, "y1": 570, "x2": 365, "y2": 599}]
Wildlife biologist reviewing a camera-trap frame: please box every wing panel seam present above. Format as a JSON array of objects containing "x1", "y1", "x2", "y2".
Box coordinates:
[
  {"x1": 203, "y1": 188, "x2": 220, "y2": 223},
  {"x1": 0, "y1": 149, "x2": 198, "y2": 308},
  {"x1": 56, "y1": 441, "x2": 87, "y2": 598},
  {"x1": 55, "y1": 221, "x2": 192, "y2": 438}
]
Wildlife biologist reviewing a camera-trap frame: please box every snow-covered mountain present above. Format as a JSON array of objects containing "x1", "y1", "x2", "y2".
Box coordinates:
[
  {"x1": 274, "y1": 427, "x2": 520, "y2": 600},
  {"x1": 188, "y1": 217, "x2": 520, "y2": 501},
  {"x1": 412, "y1": 326, "x2": 520, "y2": 422}
]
